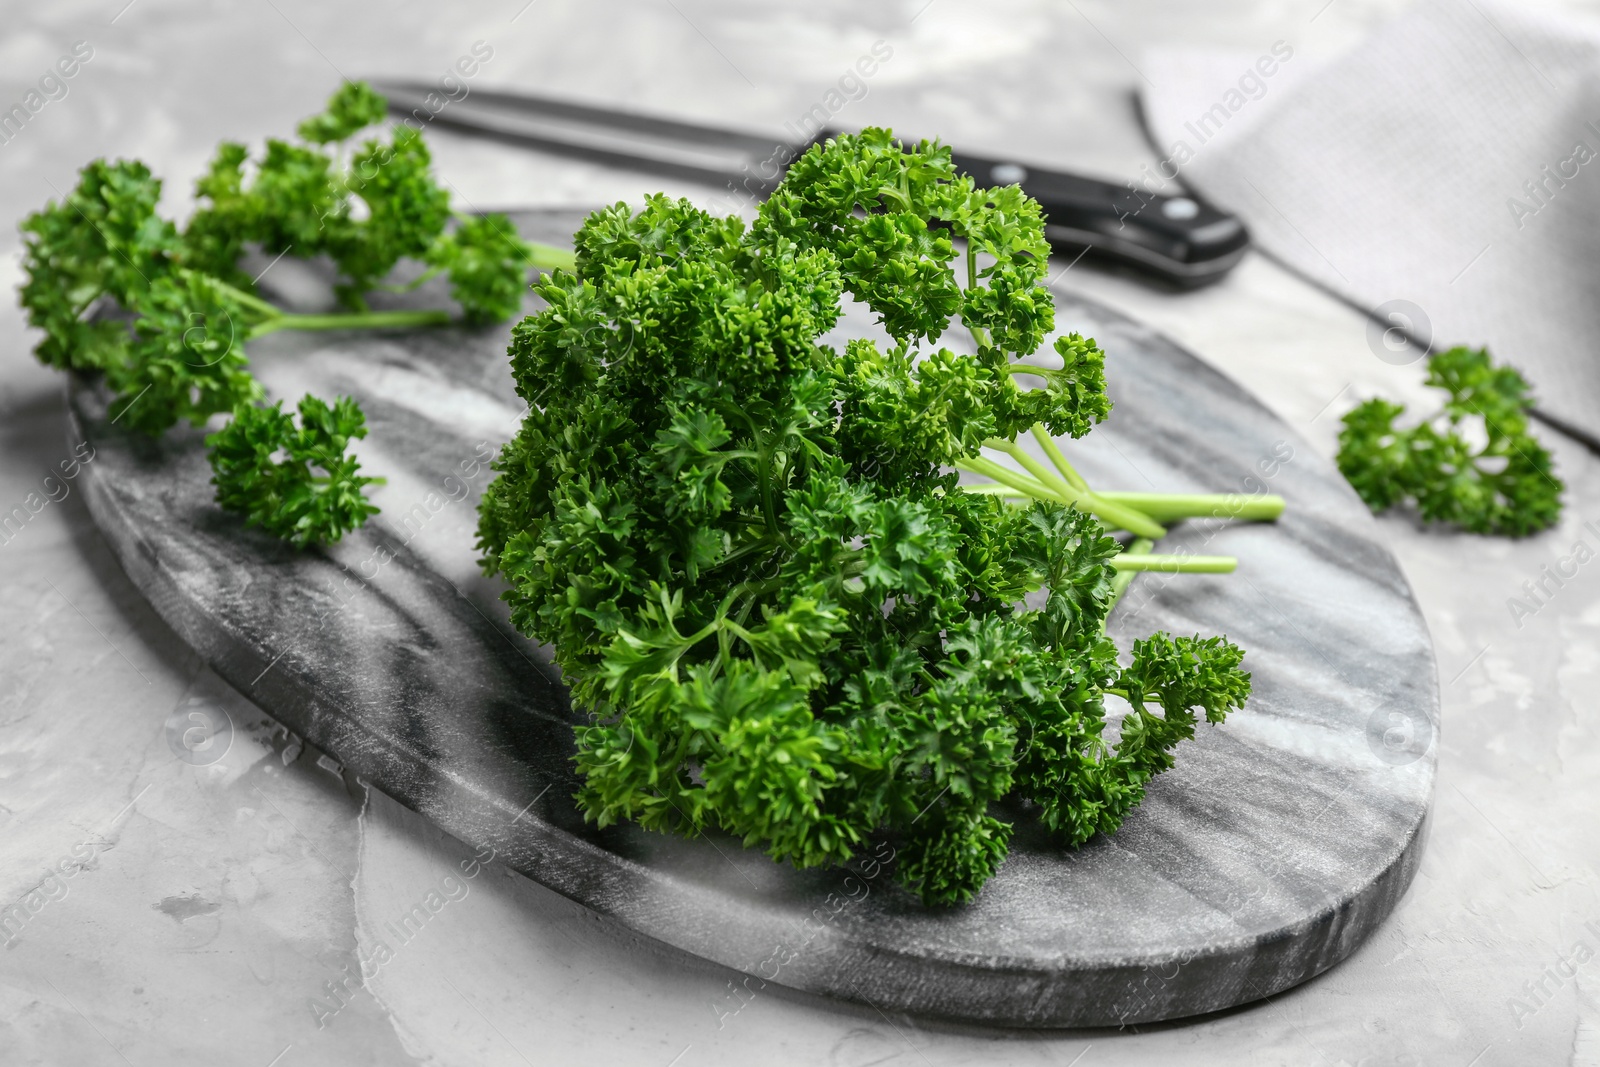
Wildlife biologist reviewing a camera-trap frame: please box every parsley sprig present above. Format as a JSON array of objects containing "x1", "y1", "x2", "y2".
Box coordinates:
[
  {"x1": 477, "y1": 130, "x2": 1273, "y2": 906},
  {"x1": 207, "y1": 393, "x2": 381, "y2": 548},
  {"x1": 1337, "y1": 345, "x2": 1562, "y2": 536},
  {"x1": 19, "y1": 81, "x2": 573, "y2": 543}
]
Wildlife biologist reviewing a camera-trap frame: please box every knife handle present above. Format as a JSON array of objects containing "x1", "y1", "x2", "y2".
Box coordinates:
[{"x1": 945, "y1": 149, "x2": 1249, "y2": 288}]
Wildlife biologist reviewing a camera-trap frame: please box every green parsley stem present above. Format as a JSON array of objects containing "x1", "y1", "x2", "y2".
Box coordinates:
[
  {"x1": 713, "y1": 533, "x2": 783, "y2": 574},
  {"x1": 211, "y1": 274, "x2": 453, "y2": 336},
  {"x1": 1095, "y1": 491, "x2": 1285, "y2": 523},
  {"x1": 969, "y1": 443, "x2": 1168, "y2": 539},
  {"x1": 247, "y1": 309, "x2": 454, "y2": 338},
  {"x1": 1029, "y1": 424, "x2": 1089, "y2": 492},
  {"x1": 377, "y1": 266, "x2": 445, "y2": 293},
  {"x1": 956, "y1": 456, "x2": 1062, "y2": 502},
  {"x1": 1110, "y1": 553, "x2": 1236, "y2": 573},
  {"x1": 876, "y1": 183, "x2": 911, "y2": 211},
  {"x1": 961, "y1": 483, "x2": 1032, "y2": 497},
  {"x1": 982, "y1": 439, "x2": 1075, "y2": 498},
  {"x1": 961, "y1": 480, "x2": 1283, "y2": 524},
  {"x1": 206, "y1": 277, "x2": 284, "y2": 317},
  {"x1": 754, "y1": 442, "x2": 779, "y2": 536},
  {"x1": 523, "y1": 241, "x2": 577, "y2": 272},
  {"x1": 447, "y1": 211, "x2": 576, "y2": 271}
]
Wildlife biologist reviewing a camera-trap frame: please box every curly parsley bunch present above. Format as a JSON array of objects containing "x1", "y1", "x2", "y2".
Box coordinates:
[
  {"x1": 1338, "y1": 345, "x2": 1562, "y2": 536},
  {"x1": 478, "y1": 130, "x2": 1252, "y2": 906}
]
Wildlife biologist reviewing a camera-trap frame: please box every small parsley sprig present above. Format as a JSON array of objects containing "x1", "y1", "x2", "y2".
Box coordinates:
[
  {"x1": 478, "y1": 130, "x2": 1269, "y2": 906},
  {"x1": 207, "y1": 394, "x2": 381, "y2": 548},
  {"x1": 1337, "y1": 345, "x2": 1562, "y2": 536},
  {"x1": 183, "y1": 80, "x2": 574, "y2": 315},
  {"x1": 18, "y1": 81, "x2": 573, "y2": 544}
]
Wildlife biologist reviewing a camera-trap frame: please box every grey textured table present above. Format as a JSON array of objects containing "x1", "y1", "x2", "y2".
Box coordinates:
[{"x1": 2, "y1": 2, "x2": 1599, "y2": 1064}]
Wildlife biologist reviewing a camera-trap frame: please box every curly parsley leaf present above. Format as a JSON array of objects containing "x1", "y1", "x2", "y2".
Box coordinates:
[
  {"x1": 426, "y1": 213, "x2": 535, "y2": 324},
  {"x1": 297, "y1": 80, "x2": 389, "y2": 144},
  {"x1": 329, "y1": 125, "x2": 453, "y2": 306},
  {"x1": 19, "y1": 159, "x2": 180, "y2": 371},
  {"x1": 106, "y1": 270, "x2": 263, "y2": 434}
]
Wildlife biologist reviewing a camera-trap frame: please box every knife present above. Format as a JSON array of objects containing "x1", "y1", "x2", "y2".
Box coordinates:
[{"x1": 366, "y1": 79, "x2": 1249, "y2": 288}]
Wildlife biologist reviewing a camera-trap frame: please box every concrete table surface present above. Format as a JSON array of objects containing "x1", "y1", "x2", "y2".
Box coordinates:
[{"x1": 2, "y1": 1, "x2": 1599, "y2": 1064}]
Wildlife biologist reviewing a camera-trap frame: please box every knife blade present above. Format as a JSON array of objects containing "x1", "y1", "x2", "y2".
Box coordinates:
[{"x1": 366, "y1": 79, "x2": 1249, "y2": 288}]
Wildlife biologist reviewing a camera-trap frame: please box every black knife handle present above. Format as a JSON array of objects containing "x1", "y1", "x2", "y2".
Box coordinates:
[{"x1": 945, "y1": 149, "x2": 1249, "y2": 288}]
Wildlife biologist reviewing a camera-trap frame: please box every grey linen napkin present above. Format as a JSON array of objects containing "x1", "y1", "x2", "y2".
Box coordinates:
[{"x1": 1139, "y1": 0, "x2": 1600, "y2": 446}]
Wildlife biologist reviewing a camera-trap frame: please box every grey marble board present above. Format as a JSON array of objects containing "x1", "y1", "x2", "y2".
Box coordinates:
[{"x1": 62, "y1": 209, "x2": 1437, "y2": 1028}]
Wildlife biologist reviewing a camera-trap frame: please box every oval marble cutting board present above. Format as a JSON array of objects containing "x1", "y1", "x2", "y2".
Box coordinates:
[{"x1": 63, "y1": 209, "x2": 1437, "y2": 1028}]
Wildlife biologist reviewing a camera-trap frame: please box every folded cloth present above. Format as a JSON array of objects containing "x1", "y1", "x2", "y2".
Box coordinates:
[{"x1": 1140, "y1": 0, "x2": 1600, "y2": 447}]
